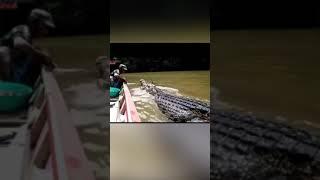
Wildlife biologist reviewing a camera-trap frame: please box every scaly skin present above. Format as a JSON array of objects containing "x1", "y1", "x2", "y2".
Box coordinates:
[
  {"x1": 140, "y1": 79, "x2": 210, "y2": 122},
  {"x1": 212, "y1": 109, "x2": 320, "y2": 180}
]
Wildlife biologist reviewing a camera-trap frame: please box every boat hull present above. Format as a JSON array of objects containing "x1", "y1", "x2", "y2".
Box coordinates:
[
  {"x1": 110, "y1": 84, "x2": 141, "y2": 122},
  {"x1": 0, "y1": 68, "x2": 95, "y2": 180}
]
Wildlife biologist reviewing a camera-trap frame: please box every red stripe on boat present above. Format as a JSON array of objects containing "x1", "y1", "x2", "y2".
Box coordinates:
[
  {"x1": 122, "y1": 84, "x2": 141, "y2": 122},
  {"x1": 42, "y1": 69, "x2": 95, "y2": 180}
]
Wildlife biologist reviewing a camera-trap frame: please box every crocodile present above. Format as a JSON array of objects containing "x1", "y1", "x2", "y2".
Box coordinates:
[
  {"x1": 211, "y1": 109, "x2": 320, "y2": 180},
  {"x1": 139, "y1": 79, "x2": 210, "y2": 122},
  {"x1": 140, "y1": 79, "x2": 320, "y2": 178}
]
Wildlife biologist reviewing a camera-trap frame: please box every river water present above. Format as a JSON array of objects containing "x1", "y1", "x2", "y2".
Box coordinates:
[
  {"x1": 212, "y1": 29, "x2": 320, "y2": 135},
  {"x1": 125, "y1": 71, "x2": 210, "y2": 122},
  {"x1": 34, "y1": 29, "x2": 320, "y2": 176},
  {"x1": 58, "y1": 73, "x2": 108, "y2": 180},
  {"x1": 38, "y1": 35, "x2": 108, "y2": 180}
]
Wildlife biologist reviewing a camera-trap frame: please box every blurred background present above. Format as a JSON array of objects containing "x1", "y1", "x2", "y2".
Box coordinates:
[
  {"x1": 1, "y1": 1, "x2": 109, "y2": 179},
  {"x1": 211, "y1": 2, "x2": 320, "y2": 179},
  {"x1": 0, "y1": 0, "x2": 108, "y2": 35},
  {"x1": 212, "y1": 1, "x2": 319, "y2": 29},
  {"x1": 111, "y1": 0, "x2": 209, "y2": 43},
  {"x1": 212, "y1": 0, "x2": 320, "y2": 134},
  {"x1": 110, "y1": 124, "x2": 210, "y2": 180}
]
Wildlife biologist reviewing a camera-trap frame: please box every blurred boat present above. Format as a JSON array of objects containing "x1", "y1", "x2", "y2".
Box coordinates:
[{"x1": 0, "y1": 68, "x2": 95, "y2": 180}]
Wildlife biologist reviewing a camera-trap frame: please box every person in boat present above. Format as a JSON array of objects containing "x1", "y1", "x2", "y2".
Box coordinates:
[
  {"x1": 111, "y1": 72, "x2": 127, "y2": 89},
  {"x1": 111, "y1": 63, "x2": 128, "y2": 77},
  {"x1": 96, "y1": 56, "x2": 108, "y2": 90},
  {"x1": 0, "y1": 9, "x2": 56, "y2": 86},
  {"x1": 110, "y1": 63, "x2": 128, "y2": 85}
]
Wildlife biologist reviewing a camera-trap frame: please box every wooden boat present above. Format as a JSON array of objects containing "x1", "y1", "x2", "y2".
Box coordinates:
[
  {"x1": 0, "y1": 68, "x2": 95, "y2": 180},
  {"x1": 110, "y1": 83, "x2": 141, "y2": 122}
]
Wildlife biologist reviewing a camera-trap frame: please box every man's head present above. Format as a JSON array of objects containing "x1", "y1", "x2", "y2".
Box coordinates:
[
  {"x1": 119, "y1": 64, "x2": 127, "y2": 73},
  {"x1": 28, "y1": 9, "x2": 55, "y2": 37}
]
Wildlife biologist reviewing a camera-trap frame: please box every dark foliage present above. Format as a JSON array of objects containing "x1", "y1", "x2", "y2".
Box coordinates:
[
  {"x1": 111, "y1": 43, "x2": 210, "y2": 72},
  {"x1": 211, "y1": 0, "x2": 319, "y2": 29},
  {"x1": 0, "y1": 0, "x2": 108, "y2": 35}
]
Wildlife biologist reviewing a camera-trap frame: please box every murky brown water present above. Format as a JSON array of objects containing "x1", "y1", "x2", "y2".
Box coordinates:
[
  {"x1": 212, "y1": 29, "x2": 320, "y2": 135},
  {"x1": 38, "y1": 35, "x2": 108, "y2": 180},
  {"x1": 125, "y1": 71, "x2": 210, "y2": 122},
  {"x1": 59, "y1": 74, "x2": 108, "y2": 180}
]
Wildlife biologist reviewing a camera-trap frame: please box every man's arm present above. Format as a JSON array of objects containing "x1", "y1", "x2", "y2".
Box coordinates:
[
  {"x1": 119, "y1": 75, "x2": 127, "y2": 83},
  {"x1": 13, "y1": 36, "x2": 55, "y2": 69}
]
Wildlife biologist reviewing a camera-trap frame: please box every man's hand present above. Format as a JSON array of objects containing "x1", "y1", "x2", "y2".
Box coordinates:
[{"x1": 119, "y1": 74, "x2": 127, "y2": 83}]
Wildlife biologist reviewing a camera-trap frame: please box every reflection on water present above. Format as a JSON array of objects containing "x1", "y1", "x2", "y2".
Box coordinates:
[
  {"x1": 125, "y1": 71, "x2": 210, "y2": 122},
  {"x1": 213, "y1": 29, "x2": 320, "y2": 135}
]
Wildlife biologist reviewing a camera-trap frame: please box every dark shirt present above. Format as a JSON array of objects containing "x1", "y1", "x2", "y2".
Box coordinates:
[{"x1": 111, "y1": 78, "x2": 123, "y2": 89}]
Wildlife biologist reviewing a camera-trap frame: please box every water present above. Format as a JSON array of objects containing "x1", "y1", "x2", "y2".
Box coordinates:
[
  {"x1": 38, "y1": 35, "x2": 108, "y2": 180},
  {"x1": 124, "y1": 71, "x2": 210, "y2": 122},
  {"x1": 212, "y1": 29, "x2": 320, "y2": 134},
  {"x1": 61, "y1": 79, "x2": 108, "y2": 180}
]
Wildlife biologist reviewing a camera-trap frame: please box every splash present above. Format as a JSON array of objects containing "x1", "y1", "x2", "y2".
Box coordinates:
[
  {"x1": 129, "y1": 86, "x2": 169, "y2": 122},
  {"x1": 63, "y1": 81, "x2": 106, "y2": 126},
  {"x1": 157, "y1": 86, "x2": 180, "y2": 95}
]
